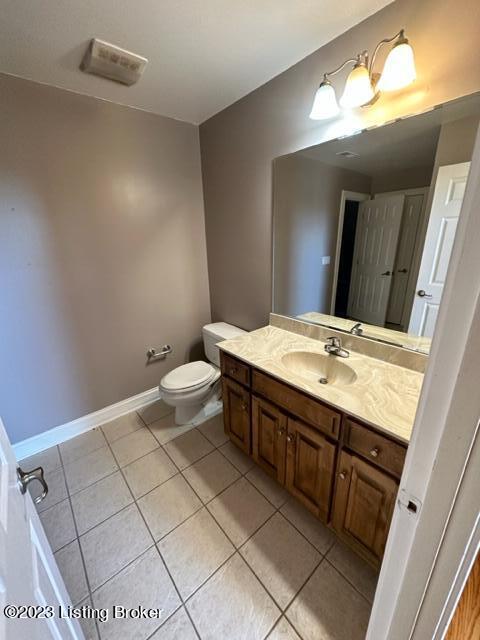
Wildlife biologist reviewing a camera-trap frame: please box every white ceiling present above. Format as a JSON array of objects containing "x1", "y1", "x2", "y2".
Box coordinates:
[{"x1": 0, "y1": 0, "x2": 391, "y2": 124}]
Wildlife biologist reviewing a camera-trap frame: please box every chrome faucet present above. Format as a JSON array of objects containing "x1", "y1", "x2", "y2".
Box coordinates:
[
  {"x1": 350, "y1": 322, "x2": 363, "y2": 336},
  {"x1": 324, "y1": 336, "x2": 350, "y2": 358}
]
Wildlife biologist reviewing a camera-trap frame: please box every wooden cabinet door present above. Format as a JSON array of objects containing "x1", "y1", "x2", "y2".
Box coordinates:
[
  {"x1": 222, "y1": 376, "x2": 251, "y2": 454},
  {"x1": 285, "y1": 417, "x2": 336, "y2": 522},
  {"x1": 332, "y1": 450, "x2": 398, "y2": 565},
  {"x1": 252, "y1": 395, "x2": 287, "y2": 484}
]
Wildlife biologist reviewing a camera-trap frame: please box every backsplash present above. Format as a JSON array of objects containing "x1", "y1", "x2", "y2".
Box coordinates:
[{"x1": 269, "y1": 314, "x2": 428, "y2": 373}]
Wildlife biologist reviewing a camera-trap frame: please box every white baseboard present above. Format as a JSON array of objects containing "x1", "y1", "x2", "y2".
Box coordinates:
[{"x1": 14, "y1": 387, "x2": 160, "y2": 461}]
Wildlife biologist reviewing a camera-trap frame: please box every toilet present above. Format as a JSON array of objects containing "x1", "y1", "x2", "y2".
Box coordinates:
[{"x1": 160, "y1": 322, "x2": 247, "y2": 425}]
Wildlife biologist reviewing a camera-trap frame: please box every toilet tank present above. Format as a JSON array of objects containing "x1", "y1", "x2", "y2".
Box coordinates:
[{"x1": 202, "y1": 322, "x2": 247, "y2": 367}]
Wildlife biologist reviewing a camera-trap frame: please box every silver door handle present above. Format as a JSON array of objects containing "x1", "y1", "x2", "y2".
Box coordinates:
[
  {"x1": 417, "y1": 290, "x2": 433, "y2": 298},
  {"x1": 17, "y1": 466, "x2": 49, "y2": 504}
]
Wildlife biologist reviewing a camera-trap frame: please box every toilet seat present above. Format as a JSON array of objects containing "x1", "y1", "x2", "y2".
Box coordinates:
[
  {"x1": 159, "y1": 322, "x2": 246, "y2": 425},
  {"x1": 160, "y1": 361, "x2": 217, "y2": 393}
]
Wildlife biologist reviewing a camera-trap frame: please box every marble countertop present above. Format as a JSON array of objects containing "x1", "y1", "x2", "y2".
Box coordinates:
[{"x1": 219, "y1": 325, "x2": 424, "y2": 444}]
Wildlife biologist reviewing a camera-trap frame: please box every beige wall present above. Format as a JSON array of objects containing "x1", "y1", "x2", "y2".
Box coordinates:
[
  {"x1": 200, "y1": 0, "x2": 480, "y2": 330},
  {"x1": 0, "y1": 74, "x2": 211, "y2": 443},
  {"x1": 433, "y1": 114, "x2": 479, "y2": 169},
  {"x1": 273, "y1": 154, "x2": 371, "y2": 316},
  {"x1": 371, "y1": 165, "x2": 434, "y2": 194}
]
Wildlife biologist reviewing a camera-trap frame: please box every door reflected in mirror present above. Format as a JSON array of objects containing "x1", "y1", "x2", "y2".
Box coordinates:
[{"x1": 272, "y1": 93, "x2": 480, "y2": 353}]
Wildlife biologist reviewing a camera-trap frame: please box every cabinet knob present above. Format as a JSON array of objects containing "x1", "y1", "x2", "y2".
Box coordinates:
[
  {"x1": 230, "y1": 367, "x2": 237, "y2": 375},
  {"x1": 277, "y1": 428, "x2": 286, "y2": 436},
  {"x1": 370, "y1": 447, "x2": 380, "y2": 458},
  {"x1": 286, "y1": 433, "x2": 295, "y2": 443},
  {"x1": 339, "y1": 471, "x2": 348, "y2": 480},
  {"x1": 241, "y1": 402, "x2": 248, "y2": 412}
]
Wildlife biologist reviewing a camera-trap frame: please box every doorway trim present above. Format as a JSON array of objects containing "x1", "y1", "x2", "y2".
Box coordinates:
[{"x1": 329, "y1": 190, "x2": 370, "y2": 315}]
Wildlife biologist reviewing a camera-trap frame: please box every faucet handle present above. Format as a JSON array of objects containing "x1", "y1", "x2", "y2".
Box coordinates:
[{"x1": 327, "y1": 336, "x2": 341, "y2": 347}]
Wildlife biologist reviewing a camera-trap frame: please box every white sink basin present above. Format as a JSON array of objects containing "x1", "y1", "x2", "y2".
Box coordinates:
[{"x1": 281, "y1": 351, "x2": 357, "y2": 386}]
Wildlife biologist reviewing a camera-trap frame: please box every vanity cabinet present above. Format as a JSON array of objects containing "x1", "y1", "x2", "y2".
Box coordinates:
[
  {"x1": 222, "y1": 376, "x2": 251, "y2": 454},
  {"x1": 252, "y1": 396, "x2": 287, "y2": 484},
  {"x1": 220, "y1": 350, "x2": 407, "y2": 567},
  {"x1": 332, "y1": 451, "x2": 398, "y2": 563},
  {"x1": 285, "y1": 417, "x2": 336, "y2": 522}
]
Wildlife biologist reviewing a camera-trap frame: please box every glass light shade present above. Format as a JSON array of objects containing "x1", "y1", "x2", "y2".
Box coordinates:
[
  {"x1": 309, "y1": 82, "x2": 340, "y2": 120},
  {"x1": 339, "y1": 64, "x2": 375, "y2": 108},
  {"x1": 377, "y1": 41, "x2": 416, "y2": 91}
]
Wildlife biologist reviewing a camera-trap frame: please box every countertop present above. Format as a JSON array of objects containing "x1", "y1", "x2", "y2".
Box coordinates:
[{"x1": 219, "y1": 325, "x2": 424, "y2": 444}]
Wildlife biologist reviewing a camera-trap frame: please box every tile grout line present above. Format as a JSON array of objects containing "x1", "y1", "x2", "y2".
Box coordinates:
[
  {"x1": 70, "y1": 472, "x2": 346, "y2": 639},
  {"x1": 38, "y1": 411, "x2": 374, "y2": 639},
  {"x1": 36, "y1": 408, "x2": 210, "y2": 638},
  {"x1": 232, "y1": 508, "x2": 326, "y2": 625},
  {"x1": 324, "y1": 556, "x2": 375, "y2": 606},
  {"x1": 237, "y1": 509, "x2": 325, "y2": 592},
  {"x1": 170, "y1": 467, "x2": 311, "y2": 627},
  {"x1": 105, "y1": 417, "x2": 285, "y2": 636},
  {"x1": 59, "y1": 428, "x2": 108, "y2": 467},
  {"x1": 97, "y1": 448, "x2": 177, "y2": 637},
  {"x1": 101, "y1": 426, "x2": 198, "y2": 639},
  {"x1": 181, "y1": 454, "x2": 242, "y2": 505},
  {"x1": 282, "y1": 555, "x2": 328, "y2": 623},
  {"x1": 57, "y1": 445, "x2": 102, "y2": 640},
  {"x1": 55, "y1": 429, "x2": 354, "y2": 586},
  {"x1": 74, "y1": 496, "x2": 136, "y2": 540},
  {"x1": 53, "y1": 420, "x2": 224, "y2": 512},
  {"x1": 170, "y1": 440, "x2": 352, "y2": 637},
  {"x1": 146, "y1": 428, "x2": 333, "y2": 603},
  {"x1": 104, "y1": 405, "x2": 177, "y2": 450},
  {"x1": 264, "y1": 614, "x2": 304, "y2": 640},
  {"x1": 240, "y1": 473, "x2": 336, "y2": 558},
  {"x1": 89, "y1": 542, "x2": 157, "y2": 594}
]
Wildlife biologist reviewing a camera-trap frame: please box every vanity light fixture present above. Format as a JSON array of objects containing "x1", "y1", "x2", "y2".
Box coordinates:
[{"x1": 309, "y1": 29, "x2": 416, "y2": 120}]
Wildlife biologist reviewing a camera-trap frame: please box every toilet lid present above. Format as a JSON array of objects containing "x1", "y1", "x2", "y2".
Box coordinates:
[{"x1": 160, "y1": 361, "x2": 216, "y2": 391}]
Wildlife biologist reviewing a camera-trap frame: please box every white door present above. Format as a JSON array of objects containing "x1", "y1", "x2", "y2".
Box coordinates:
[
  {"x1": 0, "y1": 418, "x2": 84, "y2": 640},
  {"x1": 386, "y1": 191, "x2": 427, "y2": 326},
  {"x1": 347, "y1": 194, "x2": 405, "y2": 325},
  {"x1": 409, "y1": 162, "x2": 471, "y2": 337}
]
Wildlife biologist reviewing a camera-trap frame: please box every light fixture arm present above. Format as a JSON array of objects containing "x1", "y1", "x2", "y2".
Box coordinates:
[
  {"x1": 323, "y1": 57, "x2": 360, "y2": 81},
  {"x1": 368, "y1": 29, "x2": 405, "y2": 75}
]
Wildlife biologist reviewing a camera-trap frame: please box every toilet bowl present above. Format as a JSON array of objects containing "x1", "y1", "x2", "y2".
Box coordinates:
[{"x1": 160, "y1": 322, "x2": 247, "y2": 425}]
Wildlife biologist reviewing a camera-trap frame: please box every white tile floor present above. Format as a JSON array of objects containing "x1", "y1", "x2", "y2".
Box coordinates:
[{"x1": 23, "y1": 400, "x2": 378, "y2": 640}]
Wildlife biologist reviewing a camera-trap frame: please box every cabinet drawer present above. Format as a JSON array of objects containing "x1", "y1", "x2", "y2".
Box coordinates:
[
  {"x1": 343, "y1": 418, "x2": 406, "y2": 478},
  {"x1": 252, "y1": 370, "x2": 340, "y2": 439},
  {"x1": 221, "y1": 352, "x2": 250, "y2": 387}
]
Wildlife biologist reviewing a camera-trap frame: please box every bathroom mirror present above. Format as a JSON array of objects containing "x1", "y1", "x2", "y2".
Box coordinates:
[{"x1": 272, "y1": 93, "x2": 480, "y2": 353}]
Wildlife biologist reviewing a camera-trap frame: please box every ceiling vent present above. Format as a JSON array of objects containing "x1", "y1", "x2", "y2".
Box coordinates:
[
  {"x1": 80, "y1": 38, "x2": 148, "y2": 86},
  {"x1": 336, "y1": 150, "x2": 360, "y2": 159}
]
